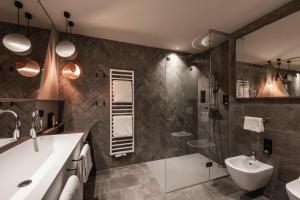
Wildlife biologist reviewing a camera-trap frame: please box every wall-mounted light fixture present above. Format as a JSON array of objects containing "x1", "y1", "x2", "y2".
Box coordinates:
[
  {"x1": 62, "y1": 62, "x2": 80, "y2": 79},
  {"x1": 55, "y1": 12, "x2": 77, "y2": 59},
  {"x1": 2, "y1": 1, "x2": 31, "y2": 55}
]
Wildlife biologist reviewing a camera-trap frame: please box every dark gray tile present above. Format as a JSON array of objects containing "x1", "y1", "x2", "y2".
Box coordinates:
[
  {"x1": 119, "y1": 185, "x2": 143, "y2": 200},
  {"x1": 110, "y1": 174, "x2": 139, "y2": 190},
  {"x1": 94, "y1": 179, "x2": 110, "y2": 197},
  {"x1": 101, "y1": 190, "x2": 122, "y2": 200},
  {"x1": 140, "y1": 180, "x2": 163, "y2": 199},
  {"x1": 278, "y1": 156, "x2": 300, "y2": 183}
]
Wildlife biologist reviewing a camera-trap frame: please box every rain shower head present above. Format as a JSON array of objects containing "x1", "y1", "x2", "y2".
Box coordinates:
[{"x1": 191, "y1": 30, "x2": 229, "y2": 50}]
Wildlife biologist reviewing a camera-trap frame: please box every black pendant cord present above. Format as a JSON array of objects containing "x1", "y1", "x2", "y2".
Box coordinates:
[
  {"x1": 287, "y1": 60, "x2": 291, "y2": 70},
  {"x1": 65, "y1": 17, "x2": 68, "y2": 39},
  {"x1": 64, "y1": 11, "x2": 70, "y2": 40},
  {"x1": 69, "y1": 23, "x2": 71, "y2": 41},
  {"x1": 17, "y1": 7, "x2": 20, "y2": 32},
  {"x1": 27, "y1": 17, "x2": 29, "y2": 37},
  {"x1": 68, "y1": 21, "x2": 74, "y2": 41},
  {"x1": 15, "y1": 1, "x2": 23, "y2": 33},
  {"x1": 25, "y1": 13, "x2": 32, "y2": 38},
  {"x1": 268, "y1": 61, "x2": 271, "y2": 75}
]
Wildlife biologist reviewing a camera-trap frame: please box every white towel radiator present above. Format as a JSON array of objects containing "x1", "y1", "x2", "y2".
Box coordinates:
[{"x1": 110, "y1": 69, "x2": 135, "y2": 156}]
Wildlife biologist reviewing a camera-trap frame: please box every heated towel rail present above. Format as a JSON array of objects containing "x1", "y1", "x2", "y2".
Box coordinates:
[{"x1": 110, "y1": 69, "x2": 134, "y2": 156}]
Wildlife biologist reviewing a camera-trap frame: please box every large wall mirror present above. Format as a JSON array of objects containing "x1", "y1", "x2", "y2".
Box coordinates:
[
  {"x1": 235, "y1": 11, "x2": 300, "y2": 99},
  {"x1": 0, "y1": 1, "x2": 61, "y2": 149},
  {"x1": 0, "y1": 0, "x2": 52, "y2": 99}
]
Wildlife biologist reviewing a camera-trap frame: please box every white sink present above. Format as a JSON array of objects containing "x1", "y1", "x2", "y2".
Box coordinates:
[
  {"x1": 225, "y1": 155, "x2": 273, "y2": 191},
  {"x1": 286, "y1": 177, "x2": 300, "y2": 200},
  {"x1": 0, "y1": 133, "x2": 84, "y2": 200}
]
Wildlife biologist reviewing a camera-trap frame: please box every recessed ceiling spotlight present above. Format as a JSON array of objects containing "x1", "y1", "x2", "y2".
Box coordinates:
[{"x1": 175, "y1": 47, "x2": 179, "y2": 50}]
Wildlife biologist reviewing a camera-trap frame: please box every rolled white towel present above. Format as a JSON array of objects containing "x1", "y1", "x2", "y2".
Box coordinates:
[
  {"x1": 59, "y1": 175, "x2": 81, "y2": 200},
  {"x1": 79, "y1": 144, "x2": 93, "y2": 183}
]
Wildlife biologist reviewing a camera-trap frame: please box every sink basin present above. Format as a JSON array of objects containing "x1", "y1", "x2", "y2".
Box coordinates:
[
  {"x1": 0, "y1": 137, "x2": 17, "y2": 148},
  {"x1": 286, "y1": 177, "x2": 300, "y2": 200},
  {"x1": 225, "y1": 155, "x2": 273, "y2": 191},
  {"x1": 0, "y1": 133, "x2": 84, "y2": 200}
]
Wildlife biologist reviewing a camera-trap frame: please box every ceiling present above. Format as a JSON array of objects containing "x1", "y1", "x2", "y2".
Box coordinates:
[
  {"x1": 236, "y1": 10, "x2": 300, "y2": 69},
  {"x1": 0, "y1": 0, "x2": 291, "y2": 53}
]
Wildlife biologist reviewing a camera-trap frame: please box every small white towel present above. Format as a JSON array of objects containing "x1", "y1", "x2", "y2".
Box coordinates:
[
  {"x1": 79, "y1": 144, "x2": 93, "y2": 183},
  {"x1": 59, "y1": 175, "x2": 81, "y2": 200},
  {"x1": 112, "y1": 80, "x2": 133, "y2": 102},
  {"x1": 113, "y1": 115, "x2": 133, "y2": 138},
  {"x1": 243, "y1": 116, "x2": 264, "y2": 133}
]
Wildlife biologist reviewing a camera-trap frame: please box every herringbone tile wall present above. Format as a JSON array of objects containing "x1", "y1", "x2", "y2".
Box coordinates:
[
  {"x1": 58, "y1": 34, "x2": 199, "y2": 170},
  {"x1": 0, "y1": 21, "x2": 201, "y2": 170},
  {"x1": 0, "y1": 100, "x2": 62, "y2": 138}
]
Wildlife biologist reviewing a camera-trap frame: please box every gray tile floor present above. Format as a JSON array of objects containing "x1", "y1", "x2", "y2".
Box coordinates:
[{"x1": 83, "y1": 163, "x2": 269, "y2": 200}]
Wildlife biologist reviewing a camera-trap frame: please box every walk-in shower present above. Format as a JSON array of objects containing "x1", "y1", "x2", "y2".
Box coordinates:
[
  {"x1": 144, "y1": 30, "x2": 231, "y2": 194},
  {"x1": 89, "y1": 29, "x2": 232, "y2": 199}
]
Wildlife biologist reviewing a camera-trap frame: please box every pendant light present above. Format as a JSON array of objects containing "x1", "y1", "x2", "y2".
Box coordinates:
[
  {"x1": 285, "y1": 60, "x2": 294, "y2": 82},
  {"x1": 55, "y1": 12, "x2": 77, "y2": 59},
  {"x1": 275, "y1": 58, "x2": 282, "y2": 81},
  {"x1": 16, "y1": 58, "x2": 40, "y2": 77},
  {"x1": 266, "y1": 61, "x2": 273, "y2": 89},
  {"x1": 62, "y1": 62, "x2": 80, "y2": 79},
  {"x1": 16, "y1": 13, "x2": 40, "y2": 77},
  {"x1": 2, "y1": 1, "x2": 31, "y2": 55},
  {"x1": 67, "y1": 21, "x2": 78, "y2": 60}
]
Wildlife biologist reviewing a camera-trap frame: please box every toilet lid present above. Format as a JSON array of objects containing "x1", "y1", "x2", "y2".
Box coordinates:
[{"x1": 286, "y1": 178, "x2": 300, "y2": 198}]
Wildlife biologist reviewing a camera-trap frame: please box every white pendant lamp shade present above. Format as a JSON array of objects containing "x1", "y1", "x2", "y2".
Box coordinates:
[
  {"x1": 62, "y1": 62, "x2": 80, "y2": 79},
  {"x1": 56, "y1": 12, "x2": 77, "y2": 59},
  {"x1": 55, "y1": 40, "x2": 76, "y2": 58},
  {"x1": 3, "y1": 33, "x2": 31, "y2": 53}
]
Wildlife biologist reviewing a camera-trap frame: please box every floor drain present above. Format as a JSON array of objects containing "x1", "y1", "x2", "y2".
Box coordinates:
[{"x1": 18, "y1": 180, "x2": 32, "y2": 188}]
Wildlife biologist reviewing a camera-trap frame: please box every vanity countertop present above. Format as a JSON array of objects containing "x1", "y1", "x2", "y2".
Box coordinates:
[
  {"x1": 0, "y1": 123, "x2": 91, "y2": 155},
  {"x1": 0, "y1": 132, "x2": 84, "y2": 200}
]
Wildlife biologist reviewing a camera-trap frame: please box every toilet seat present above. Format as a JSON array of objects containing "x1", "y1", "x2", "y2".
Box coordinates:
[{"x1": 286, "y1": 178, "x2": 300, "y2": 200}]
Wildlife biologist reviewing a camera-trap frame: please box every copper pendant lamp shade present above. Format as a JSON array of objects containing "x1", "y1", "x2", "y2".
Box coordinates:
[
  {"x1": 62, "y1": 62, "x2": 80, "y2": 79},
  {"x1": 16, "y1": 58, "x2": 40, "y2": 77}
]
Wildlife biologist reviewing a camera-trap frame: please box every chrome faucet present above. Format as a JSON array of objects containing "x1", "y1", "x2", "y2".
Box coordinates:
[
  {"x1": 248, "y1": 149, "x2": 256, "y2": 161},
  {"x1": 30, "y1": 110, "x2": 43, "y2": 139},
  {"x1": 0, "y1": 109, "x2": 21, "y2": 140},
  {"x1": 30, "y1": 110, "x2": 39, "y2": 139}
]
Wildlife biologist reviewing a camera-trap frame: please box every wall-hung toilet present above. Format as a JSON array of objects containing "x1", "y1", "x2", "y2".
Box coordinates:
[
  {"x1": 286, "y1": 178, "x2": 300, "y2": 200},
  {"x1": 225, "y1": 155, "x2": 273, "y2": 191}
]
